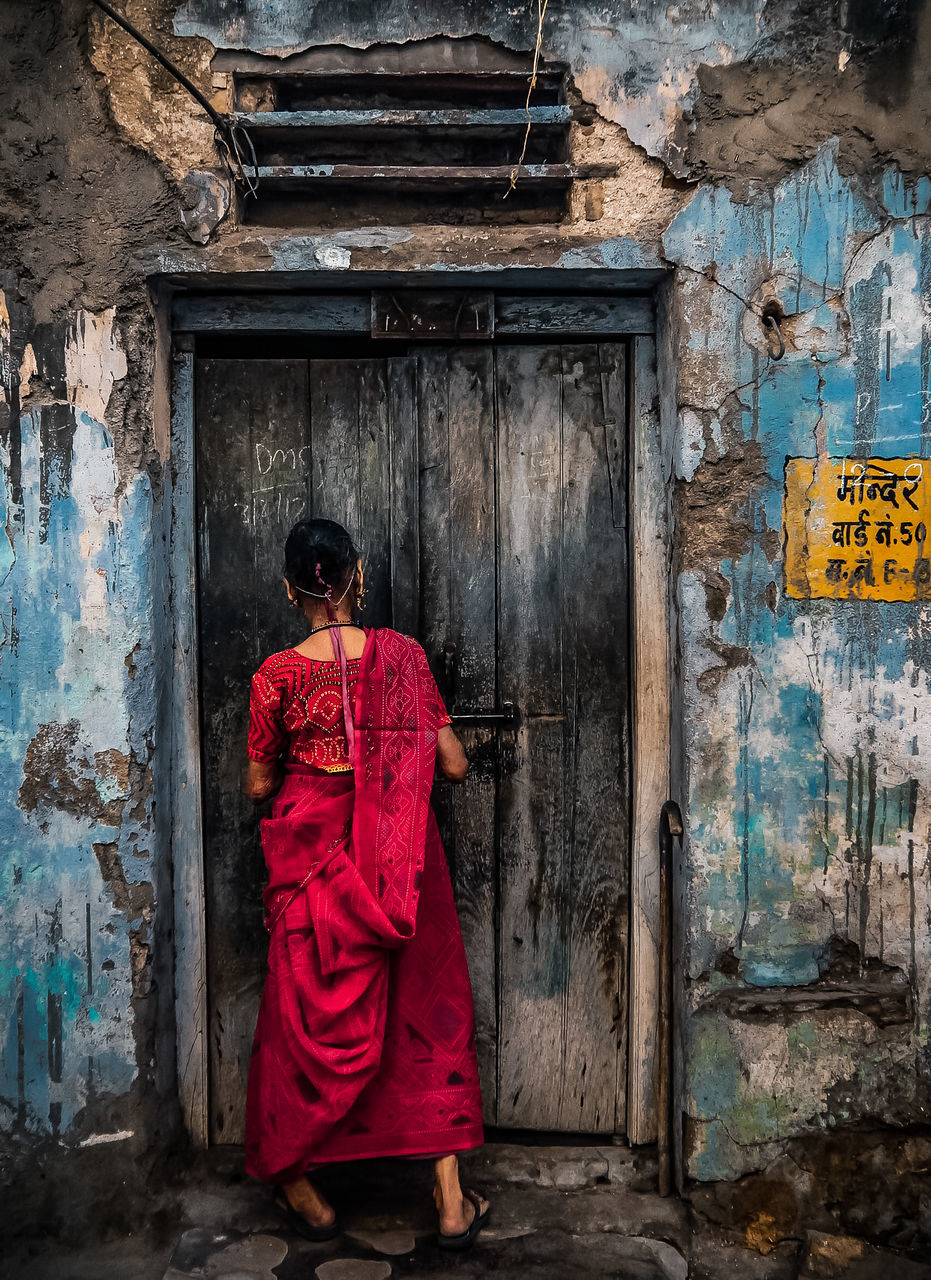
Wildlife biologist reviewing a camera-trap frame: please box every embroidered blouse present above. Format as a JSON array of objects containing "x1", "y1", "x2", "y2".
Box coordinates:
[{"x1": 248, "y1": 645, "x2": 451, "y2": 773}]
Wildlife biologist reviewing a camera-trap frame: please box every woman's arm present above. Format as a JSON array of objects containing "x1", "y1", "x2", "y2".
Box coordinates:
[
  {"x1": 437, "y1": 724, "x2": 468, "y2": 783},
  {"x1": 245, "y1": 758, "x2": 282, "y2": 804}
]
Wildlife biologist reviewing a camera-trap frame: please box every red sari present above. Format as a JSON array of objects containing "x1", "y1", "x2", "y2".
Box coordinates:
[{"x1": 244, "y1": 627, "x2": 484, "y2": 1184}]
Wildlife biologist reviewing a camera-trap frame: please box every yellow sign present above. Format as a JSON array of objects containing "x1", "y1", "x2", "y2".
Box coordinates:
[{"x1": 784, "y1": 456, "x2": 931, "y2": 601}]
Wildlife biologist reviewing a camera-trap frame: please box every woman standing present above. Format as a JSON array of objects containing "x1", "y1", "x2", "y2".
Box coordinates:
[{"x1": 243, "y1": 518, "x2": 488, "y2": 1249}]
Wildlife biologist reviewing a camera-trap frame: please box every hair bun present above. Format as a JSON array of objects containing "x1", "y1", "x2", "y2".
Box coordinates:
[{"x1": 284, "y1": 517, "x2": 358, "y2": 595}]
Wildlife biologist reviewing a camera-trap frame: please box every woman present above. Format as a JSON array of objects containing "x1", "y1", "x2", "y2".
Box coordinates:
[{"x1": 243, "y1": 517, "x2": 488, "y2": 1249}]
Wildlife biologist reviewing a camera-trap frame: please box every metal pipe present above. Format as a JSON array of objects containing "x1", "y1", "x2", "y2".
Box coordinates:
[{"x1": 657, "y1": 799, "x2": 683, "y2": 1197}]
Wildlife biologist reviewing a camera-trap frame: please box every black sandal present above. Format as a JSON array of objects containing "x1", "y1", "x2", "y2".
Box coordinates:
[
  {"x1": 437, "y1": 1187, "x2": 490, "y2": 1251},
  {"x1": 274, "y1": 1187, "x2": 341, "y2": 1242}
]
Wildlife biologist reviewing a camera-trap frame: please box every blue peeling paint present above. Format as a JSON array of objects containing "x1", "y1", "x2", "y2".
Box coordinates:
[
  {"x1": 666, "y1": 150, "x2": 931, "y2": 1178},
  {"x1": 0, "y1": 405, "x2": 155, "y2": 1140}
]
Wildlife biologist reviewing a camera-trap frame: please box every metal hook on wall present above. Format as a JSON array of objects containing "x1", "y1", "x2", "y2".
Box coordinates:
[{"x1": 762, "y1": 312, "x2": 786, "y2": 361}]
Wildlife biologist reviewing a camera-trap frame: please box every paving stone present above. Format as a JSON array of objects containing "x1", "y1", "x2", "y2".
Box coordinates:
[
  {"x1": 801, "y1": 1231, "x2": 872, "y2": 1277},
  {"x1": 276, "y1": 1219, "x2": 686, "y2": 1280},
  {"x1": 462, "y1": 1143, "x2": 610, "y2": 1189},
  {"x1": 205, "y1": 1274, "x2": 265, "y2": 1280},
  {"x1": 461, "y1": 1140, "x2": 660, "y2": 1194},
  {"x1": 410, "y1": 1227, "x2": 680, "y2": 1279},
  {"x1": 603, "y1": 1144, "x2": 661, "y2": 1191},
  {"x1": 345, "y1": 1229, "x2": 418, "y2": 1256},
  {"x1": 314, "y1": 1262, "x2": 392, "y2": 1280},
  {"x1": 175, "y1": 1186, "x2": 280, "y2": 1237},
  {"x1": 799, "y1": 1230, "x2": 931, "y2": 1280},
  {"x1": 625, "y1": 1236, "x2": 689, "y2": 1280},
  {"x1": 9, "y1": 1241, "x2": 169, "y2": 1280},
  {"x1": 687, "y1": 1235, "x2": 800, "y2": 1280},
  {"x1": 167, "y1": 1227, "x2": 238, "y2": 1273},
  {"x1": 481, "y1": 1223, "x2": 537, "y2": 1241},
  {"x1": 205, "y1": 1233, "x2": 289, "y2": 1276},
  {"x1": 484, "y1": 1183, "x2": 690, "y2": 1250}
]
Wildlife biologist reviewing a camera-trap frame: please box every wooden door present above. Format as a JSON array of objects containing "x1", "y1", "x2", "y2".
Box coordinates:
[{"x1": 195, "y1": 341, "x2": 629, "y2": 1142}]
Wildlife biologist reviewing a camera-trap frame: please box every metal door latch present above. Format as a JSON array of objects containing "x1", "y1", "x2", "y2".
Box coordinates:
[{"x1": 450, "y1": 701, "x2": 517, "y2": 728}]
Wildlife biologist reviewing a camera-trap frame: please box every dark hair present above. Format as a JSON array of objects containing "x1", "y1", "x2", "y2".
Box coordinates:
[{"x1": 284, "y1": 518, "x2": 358, "y2": 597}]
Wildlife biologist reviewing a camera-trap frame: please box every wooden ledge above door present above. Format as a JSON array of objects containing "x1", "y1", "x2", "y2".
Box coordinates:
[{"x1": 171, "y1": 292, "x2": 655, "y2": 338}]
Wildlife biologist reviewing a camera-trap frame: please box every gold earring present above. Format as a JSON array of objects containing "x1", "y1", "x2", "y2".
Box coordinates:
[{"x1": 356, "y1": 575, "x2": 366, "y2": 612}]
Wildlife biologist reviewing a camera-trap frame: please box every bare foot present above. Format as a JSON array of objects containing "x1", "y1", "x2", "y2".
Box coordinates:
[
  {"x1": 281, "y1": 1175, "x2": 336, "y2": 1229},
  {"x1": 433, "y1": 1155, "x2": 489, "y2": 1236}
]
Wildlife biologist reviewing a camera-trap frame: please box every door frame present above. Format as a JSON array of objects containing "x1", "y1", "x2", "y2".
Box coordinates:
[{"x1": 167, "y1": 285, "x2": 672, "y2": 1147}]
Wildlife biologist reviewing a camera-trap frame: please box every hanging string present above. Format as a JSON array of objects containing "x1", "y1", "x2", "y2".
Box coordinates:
[{"x1": 507, "y1": 0, "x2": 549, "y2": 196}]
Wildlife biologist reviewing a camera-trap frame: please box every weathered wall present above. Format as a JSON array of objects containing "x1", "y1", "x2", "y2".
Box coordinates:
[
  {"x1": 2, "y1": 0, "x2": 931, "y2": 1243},
  {"x1": 664, "y1": 153, "x2": 931, "y2": 1187},
  {"x1": 0, "y1": 1, "x2": 182, "y2": 1213}
]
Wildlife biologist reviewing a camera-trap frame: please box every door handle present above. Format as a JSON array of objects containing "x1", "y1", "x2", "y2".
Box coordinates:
[{"x1": 450, "y1": 701, "x2": 517, "y2": 728}]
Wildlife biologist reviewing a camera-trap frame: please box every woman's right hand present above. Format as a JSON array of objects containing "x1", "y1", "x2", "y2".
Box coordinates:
[
  {"x1": 245, "y1": 758, "x2": 283, "y2": 804},
  {"x1": 436, "y1": 725, "x2": 468, "y2": 783}
]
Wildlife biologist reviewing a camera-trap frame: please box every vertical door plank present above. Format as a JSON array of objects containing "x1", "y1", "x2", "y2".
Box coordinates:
[
  {"x1": 415, "y1": 349, "x2": 459, "y2": 1105},
  {"x1": 237, "y1": 362, "x2": 311, "y2": 1142},
  {"x1": 310, "y1": 361, "x2": 393, "y2": 628},
  {"x1": 445, "y1": 349, "x2": 497, "y2": 712},
  {"x1": 559, "y1": 343, "x2": 629, "y2": 1133},
  {"x1": 417, "y1": 350, "x2": 452, "y2": 679},
  {"x1": 496, "y1": 344, "x2": 564, "y2": 716},
  {"x1": 310, "y1": 361, "x2": 362, "y2": 560},
  {"x1": 251, "y1": 366, "x2": 314, "y2": 659},
  {"x1": 600, "y1": 342, "x2": 631, "y2": 1130},
  {"x1": 388, "y1": 357, "x2": 420, "y2": 636},
  {"x1": 446, "y1": 348, "x2": 498, "y2": 1125},
  {"x1": 197, "y1": 355, "x2": 259, "y2": 1147},
  {"x1": 417, "y1": 346, "x2": 498, "y2": 704},
  {"x1": 494, "y1": 343, "x2": 629, "y2": 1134},
  {"x1": 418, "y1": 347, "x2": 499, "y2": 1123},
  {"x1": 627, "y1": 334, "x2": 668, "y2": 1146},
  {"x1": 171, "y1": 345, "x2": 208, "y2": 1146},
  {"x1": 197, "y1": 358, "x2": 310, "y2": 1144},
  {"x1": 357, "y1": 362, "x2": 392, "y2": 630},
  {"x1": 495, "y1": 344, "x2": 568, "y2": 1129}
]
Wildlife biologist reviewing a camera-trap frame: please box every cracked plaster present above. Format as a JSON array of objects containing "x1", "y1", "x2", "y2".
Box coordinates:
[{"x1": 662, "y1": 148, "x2": 931, "y2": 1179}]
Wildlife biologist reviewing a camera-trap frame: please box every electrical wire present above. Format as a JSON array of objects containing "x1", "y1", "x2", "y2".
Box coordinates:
[{"x1": 88, "y1": 0, "x2": 258, "y2": 197}]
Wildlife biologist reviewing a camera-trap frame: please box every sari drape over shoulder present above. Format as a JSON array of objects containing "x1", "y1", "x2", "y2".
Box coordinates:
[{"x1": 244, "y1": 627, "x2": 484, "y2": 1184}]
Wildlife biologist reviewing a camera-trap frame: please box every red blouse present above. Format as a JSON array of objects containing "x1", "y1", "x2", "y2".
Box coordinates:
[{"x1": 248, "y1": 645, "x2": 451, "y2": 773}]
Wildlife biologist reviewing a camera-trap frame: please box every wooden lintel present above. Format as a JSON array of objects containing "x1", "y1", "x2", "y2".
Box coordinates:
[{"x1": 171, "y1": 293, "x2": 654, "y2": 337}]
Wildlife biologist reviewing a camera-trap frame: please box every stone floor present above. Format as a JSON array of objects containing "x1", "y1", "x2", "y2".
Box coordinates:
[{"x1": 7, "y1": 1143, "x2": 931, "y2": 1279}]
